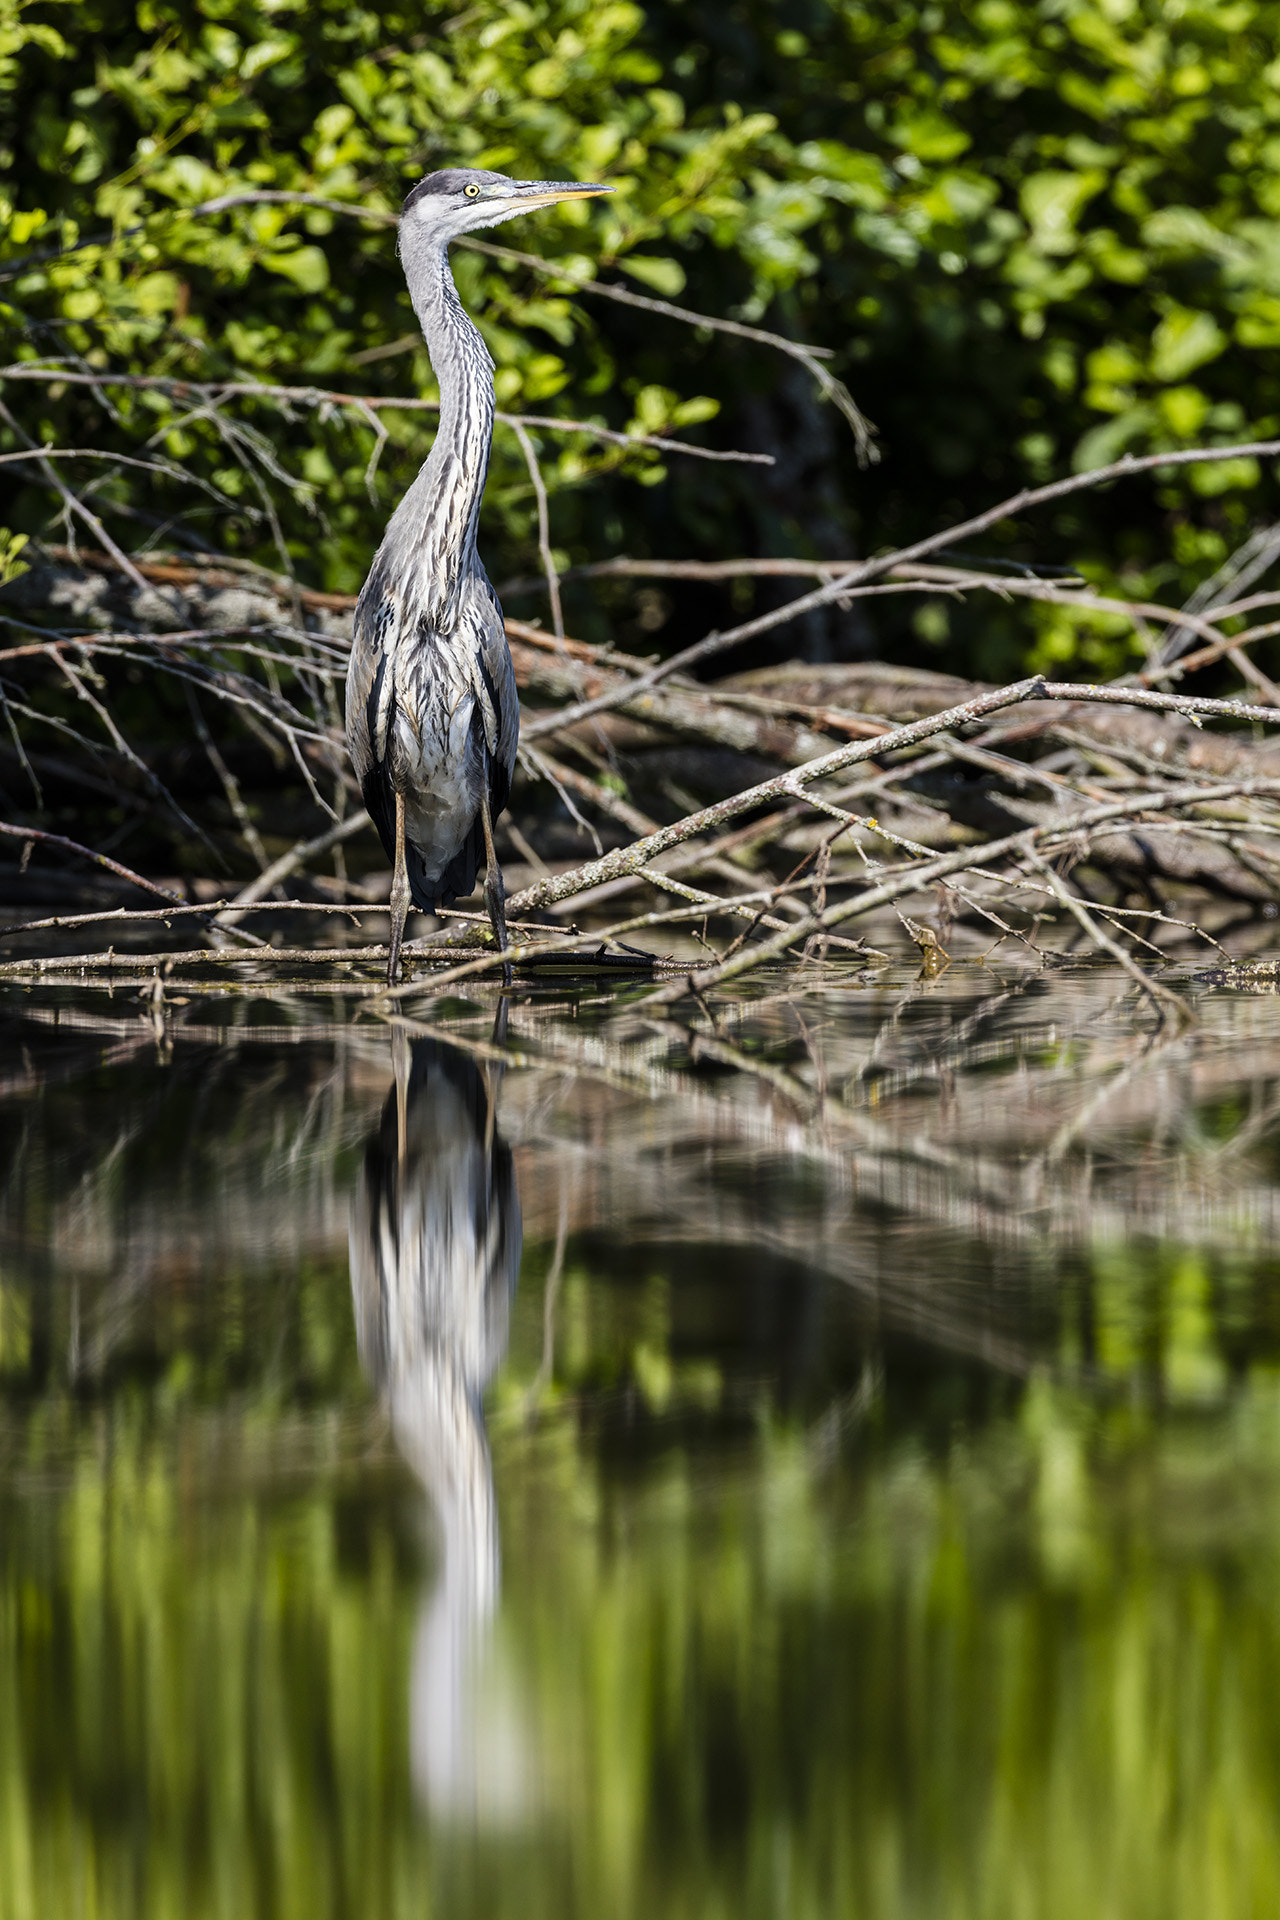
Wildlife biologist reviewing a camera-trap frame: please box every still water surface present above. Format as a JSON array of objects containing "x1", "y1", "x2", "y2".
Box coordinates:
[{"x1": 3, "y1": 962, "x2": 1280, "y2": 1918}]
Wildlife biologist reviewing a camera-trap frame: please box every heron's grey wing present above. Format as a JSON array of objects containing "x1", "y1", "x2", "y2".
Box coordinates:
[
  {"x1": 468, "y1": 574, "x2": 519, "y2": 819},
  {"x1": 346, "y1": 575, "x2": 400, "y2": 865}
]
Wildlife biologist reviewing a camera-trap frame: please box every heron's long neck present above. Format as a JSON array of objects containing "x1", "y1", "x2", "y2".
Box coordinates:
[{"x1": 392, "y1": 241, "x2": 495, "y2": 623}]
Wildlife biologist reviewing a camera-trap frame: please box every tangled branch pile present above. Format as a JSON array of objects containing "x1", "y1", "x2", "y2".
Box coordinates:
[{"x1": 5, "y1": 411, "x2": 1280, "y2": 1012}]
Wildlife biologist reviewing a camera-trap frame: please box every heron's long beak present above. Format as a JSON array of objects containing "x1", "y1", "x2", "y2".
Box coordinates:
[{"x1": 510, "y1": 181, "x2": 614, "y2": 208}]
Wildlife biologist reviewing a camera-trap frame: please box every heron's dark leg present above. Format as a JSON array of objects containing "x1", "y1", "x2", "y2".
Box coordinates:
[
  {"x1": 479, "y1": 786, "x2": 511, "y2": 988},
  {"x1": 387, "y1": 789, "x2": 409, "y2": 986}
]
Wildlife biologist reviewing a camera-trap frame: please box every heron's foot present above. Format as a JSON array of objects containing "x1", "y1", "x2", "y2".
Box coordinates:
[{"x1": 386, "y1": 943, "x2": 420, "y2": 986}]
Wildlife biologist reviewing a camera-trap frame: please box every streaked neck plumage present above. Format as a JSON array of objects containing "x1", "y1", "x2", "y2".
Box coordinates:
[{"x1": 383, "y1": 232, "x2": 496, "y2": 628}]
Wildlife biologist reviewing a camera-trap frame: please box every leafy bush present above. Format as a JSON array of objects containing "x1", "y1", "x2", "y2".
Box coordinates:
[{"x1": 3, "y1": 0, "x2": 1280, "y2": 677}]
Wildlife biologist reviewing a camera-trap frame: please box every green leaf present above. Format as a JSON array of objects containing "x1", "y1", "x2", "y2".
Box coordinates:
[
  {"x1": 5, "y1": 207, "x2": 46, "y2": 245},
  {"x1": 618, "y1": 255, "x2": 686, "y2": 296},
  {"x1": 671, "y1": 395, "x2": 718, "y2": 426},
  {"x1": 1188, "y1": 456, "x2": 1260, "y2": 495},
  {"x1": 1072, "y1": 405, "x2": 1156, "y2": 473},
  {"x1": 0, "y1": 529, "x2": 29, "y2": 588},
  {"x1": 1142, "y1": 205, "x2": 1237, "y2": 260},
  {"x1": 1150, "y1": 309, "x2": 1226, "y2": 382},
  {"x1": 262, "y1": 246, "x2": 329, "y2": 293},
  {"x1": 1019, "y1": 170, "x2": 1105, "y2": 255},
  {"x1": 889, "y1": 111, "x2": 971, "y2": 163},
  {"x1": 1157, "y1": 384, "x2": 1210, "y2": 437}
]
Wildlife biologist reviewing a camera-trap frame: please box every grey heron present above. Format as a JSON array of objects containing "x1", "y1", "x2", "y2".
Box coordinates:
[{"x1": 346, "y1": 167, "x2": 612, "y2": 985}]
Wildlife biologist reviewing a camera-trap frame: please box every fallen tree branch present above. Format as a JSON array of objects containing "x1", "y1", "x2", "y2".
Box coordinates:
[
  {"x1": 519, "y1": 439, "x2": 1280, "y2": 738},
  {"x1": 509, "y1": 677, "x2": 1280, "y2": 918}
]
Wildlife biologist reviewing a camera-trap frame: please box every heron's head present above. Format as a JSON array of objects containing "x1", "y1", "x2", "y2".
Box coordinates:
[{"x1": 400, "y1": 167, "x2": 612, "y2": 243}]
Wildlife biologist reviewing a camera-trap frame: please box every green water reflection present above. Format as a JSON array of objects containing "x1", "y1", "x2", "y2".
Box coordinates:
[{"x1": 3, "y1": 970, "x2": 1280, "y2": 1918}]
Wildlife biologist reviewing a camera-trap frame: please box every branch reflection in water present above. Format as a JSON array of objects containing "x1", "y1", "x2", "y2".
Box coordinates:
[{"x1": 349, "y1": 1025, "x2": 525, "y2": 1823}]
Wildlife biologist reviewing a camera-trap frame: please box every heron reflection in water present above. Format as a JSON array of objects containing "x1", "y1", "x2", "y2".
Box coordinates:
[{"x1": 349, "y1": 1032, "x2": 524, "y2": 1821}]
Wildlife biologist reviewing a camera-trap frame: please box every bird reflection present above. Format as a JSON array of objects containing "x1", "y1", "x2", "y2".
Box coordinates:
[{"x1": 350, "y1": 1031, "x2": 524, "y2": 1822}]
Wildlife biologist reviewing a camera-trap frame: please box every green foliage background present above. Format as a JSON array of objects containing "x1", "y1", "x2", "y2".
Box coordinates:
[{"x1": 4, "y1": 0, "x2": 1280, "y2": 676}]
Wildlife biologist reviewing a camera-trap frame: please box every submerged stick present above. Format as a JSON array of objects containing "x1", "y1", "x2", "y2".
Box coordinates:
[{"x1": 1022, "y1": 851, "x2": 1188, "y2": 1028}]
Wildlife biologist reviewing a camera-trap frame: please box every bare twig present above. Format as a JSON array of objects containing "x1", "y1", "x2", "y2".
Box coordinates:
[
  {"x1": 510, "y1": 420, "x2": 565, "y2": 644},
  {"x1": 0, "y1": 366, "x2": 768, "y2": 466},
  {"x1": 0, "y1": 822, "x2": 188, "y2": 905},
  {"x1": 215, "y1": 810, "x2": 373, "y2": 925},
  {"x1": 463, "y1": 237, "x2": 877, "y2": 464}
]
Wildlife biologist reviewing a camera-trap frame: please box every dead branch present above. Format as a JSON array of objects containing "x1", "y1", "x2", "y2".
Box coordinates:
[
  {"x1": 0, "y1": 821, "x2": 188, "y2": 906},
  {"x1": 215, "y1": 811, "x2": 372, "y2": 925},
  {"x1": 508, "y1": 679, "x2": 1280, "y2": 919},
  {"x1": 0, "y1": 365, "x2": 769, "y2": 467}
]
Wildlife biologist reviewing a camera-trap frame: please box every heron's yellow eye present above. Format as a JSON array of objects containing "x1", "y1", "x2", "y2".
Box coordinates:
[{"x1": 463, "y1": 183, "x2": 480, "y2": 199}]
